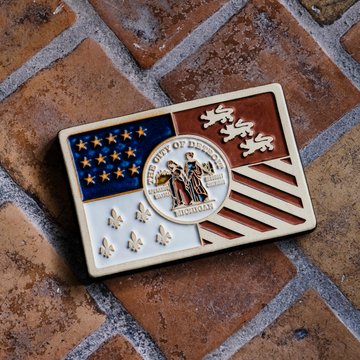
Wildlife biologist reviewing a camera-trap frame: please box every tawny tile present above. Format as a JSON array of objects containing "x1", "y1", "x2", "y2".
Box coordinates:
[
  {"x1": 0, "y1": 38, "x2": 153, "y2": 232},
  {"x1": 161, "y1": 0, "x2": 360, "y2": 149},
  {"x1": 88, "y1": 335, "x2": 144, "y2": 360},
  {"x1": 298, "y1": 0, "x2": 359, "y2": 25},
  {"x1": 296, "y1": 122, "x2": 360, "y2": 309},
  {"x1": 0, "y1": 0, "x2": 76, "y2": 83},
  {"x1": 230, "y1": 290, "x2": 360, "y2": 359},
  {"x1": 87, "y1": 0, "x2": 228, "y2": 69},
  {"x1": 104, "y1": 243, "x2": 296, "y2": 359},
  {"x1": 0, "y1": 202, "x2": 105, "y2": 359},
  {"x1": 341, "y1": 21, "x2": 360, "y2": 64}
]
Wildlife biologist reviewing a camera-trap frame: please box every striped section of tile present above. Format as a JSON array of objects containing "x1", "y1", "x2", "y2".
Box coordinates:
[{"x1": 198, "y1": 158, "x2": 309, "y2": 244}]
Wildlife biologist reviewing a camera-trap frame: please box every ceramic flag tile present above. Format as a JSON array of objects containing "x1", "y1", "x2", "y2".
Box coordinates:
[{"x1": 59, "y1": 84, "x2": 316, "y2": 277}]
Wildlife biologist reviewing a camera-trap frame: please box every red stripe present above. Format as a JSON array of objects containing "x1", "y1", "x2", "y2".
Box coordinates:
[
  {"x1": 199, "y1": 221, "x2": 244, "y2": 239},
  {"x1": 201, "y1": 239, "x2": 213, "y2": 246},
  {"x1": 281, "y1": 157, "x2": 292, "y2": 165},
  {"x1": 232, "y1": 172, "x2": 303, "y2": 208},
  {"x1": 230, "y1": 191, "x2": 305, "y2": 225},
  {"x1": 250, "y1": 164, "x2": 297, "y2": 186},
  {"x1": 219, "y1": 207, "x2": 276, "y2": 232}
]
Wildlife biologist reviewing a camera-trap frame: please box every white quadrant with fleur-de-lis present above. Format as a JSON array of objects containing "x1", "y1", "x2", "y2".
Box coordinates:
[{"x1": 83, "y1": 193, "x2": 199, "y2": 268}]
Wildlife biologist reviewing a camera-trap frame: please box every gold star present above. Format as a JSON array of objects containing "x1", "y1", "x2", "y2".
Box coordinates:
[
  {"x1": 95, "y1": 154, "x2": 106, "y2": 164},
  {"x1": 110, "y1": 150, "x2": 121, "y2": 161},
  {"x1": 84, "y1": 174, "x2": 95, "y2": 185},
  {"x1": 106, "y1": 133, "x2": 117, "y2": 144},
  {"x1": 128, "y1": 164, "x2": 139, "y2": 175},
  {"x1": 99, "y1": 171, "x2": 110, "y2": 182},
  {"x1": 80, "y1": 157, "x2": 91, "y2": 168},
  {"x1": 114, "y1": 168, "x2": 124, "y2": 178},
  {"x1": 91, "y1": 136, "x2": 102, "y2": 147},
  {"x1": 125, "y1": 147, "x2": 136, "y2": 158},
  {"x1": 76, "y1": 140, "x2": 87, "y2": 151},
  {"x1": 136, "y1": 127, "x2": 147, "y2": 137},
  {"x1": 121, "y1": 130, "x2": 131, "y2": 140}
]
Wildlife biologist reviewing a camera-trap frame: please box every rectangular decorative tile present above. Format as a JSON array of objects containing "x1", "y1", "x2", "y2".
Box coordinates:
[{"x1": 59, "y1": 84, "x2": 316, "y2": 277}]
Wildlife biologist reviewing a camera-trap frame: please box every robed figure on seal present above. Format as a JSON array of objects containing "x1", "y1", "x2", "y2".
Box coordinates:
[
  {"x1": 166, "y1": 160, "x2": 192, "y2": 209},
  {"x1": 184, "y1": 152, "x2": 209, "y2": 203}
]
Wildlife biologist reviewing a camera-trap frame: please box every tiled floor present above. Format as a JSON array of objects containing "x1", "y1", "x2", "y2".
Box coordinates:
[{"x1": 0, "y1": 0, "x2": 360, "y2": 359}]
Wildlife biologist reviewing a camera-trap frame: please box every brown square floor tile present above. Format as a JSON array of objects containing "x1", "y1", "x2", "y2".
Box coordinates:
[
  {"x1": 0, "y1": 38, "x2": 153, "y2": 232},
  {"x1": 296, "y1": 122, "x2": 360, "y2": 309},
  {"x1": 341, "y1": 21, "x2": 360, "y2": 64},
  {"x1": 0, "y1": 202, "x2": 105, "y2": 359},
  {"x1": 230, "y1": 290, "x2": 360, "y2": 359},
  {"x1": 88, "y1": 335, "x2": 144, "y2": 360},
  {"x1": 0, "y1": 0, "x2": 76, "y2": 83},
  {"x1": 87, "y1": 0, "x2": 229, "y2": 69},
  {"x1": 161, "y1": 0, "x2": 360, "y2": 149},
  {"x1": 298, "y1": 0, "x2": 359, "y2": 26},
  {"x1": 104, "y1": 243, "x2": 296, "y2": 360}
]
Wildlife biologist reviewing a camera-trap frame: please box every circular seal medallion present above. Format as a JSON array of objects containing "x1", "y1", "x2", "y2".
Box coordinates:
[{"x1": 143, "y1": 135, "x2": 231, "y2": 224}]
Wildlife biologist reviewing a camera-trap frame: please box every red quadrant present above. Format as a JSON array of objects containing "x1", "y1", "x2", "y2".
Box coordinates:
[{"x1": 172, "y1": 92, "x2": 289, "y2": 168}]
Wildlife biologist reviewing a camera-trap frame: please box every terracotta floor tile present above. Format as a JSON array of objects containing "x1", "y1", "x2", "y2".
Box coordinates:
[
  {"x1": 104, "y1": 243, "x2": 296, "y2": 360},
  {"x1": 0, "y1": 0, "x2": 76, "y2": 83},
  {"x1": 0, "y1": 38, "x2": 153, "y2": 232},
  {"x1": 298, "y1": 0, "x2": 359, "y2": 26},
  {"x1": 0, "y1": 202, "x2": 105, "y2": 359},
  {"x1": 296, "y1": 122, "x2": 360, "y2": 309},
  {"x1": 88, "y1": 335, "x2": 144, "y2": 360},
  {"x1": 341, "y1": 21, "x2": 360, "y2": 64},
  {"x1": 230, "y1": 290, "x2": 360, "y2": 359},
  {"x1": 161, "y1": 0, "x2": 360, "y2": 149},
  {"x1": 87, "y1": 0, "x2": 228, "y2": 69}
]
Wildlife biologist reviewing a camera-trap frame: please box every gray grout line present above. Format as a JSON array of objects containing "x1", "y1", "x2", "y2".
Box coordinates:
[
  {"x1": 278, "y1": 0, "x2": 360, "y2": 90},
  {"x1": 0, "y1": 166, "x2": 89, "y2": 282},
  {"x1": 63, "y1": 0, "x2": 173, "y2": 108},
  {"x1": 205, "y1": 239, "x2": 360, "y2": 359},
  {"x1": 88, "y1": 32, "x2": 173, "y2": 108},
  {"x1": 204, "y1": 268, "x2": 310, "y2": 359},
  {"x1": 278, "y1": 240, "x2": 360, "y2": 340},
  {"x1": 148, "y1": 0, "x2": 248, "y2": 81},
  {"x1": 300, "y1": 103, "x2": 360, "y2": 167},
  {"x1": 0, "y1": 21, "x2": 87, "y2": 102},
  {"x1": 64, "y1": 282, "x2": 167, "y2": 360}
]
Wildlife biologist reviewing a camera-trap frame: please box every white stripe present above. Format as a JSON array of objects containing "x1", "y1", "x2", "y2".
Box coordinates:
[
  {"x1": 197, "y1": 228, "x2": 242, "y2": 245},
  {"x1": 206, "y1": 212, "x2": 254, "y2": 236},
  {"x1": 260, "y1": 158, "x2": 296, "y2": 175},
  {"x1": 231, "y1": 181, "x2": 307, "y2": 219},
  {"x1": 223, "y1": 198, "x2": 289, "y2": 229},
  {"x1": 232, "y1": 166, "x2": 303, "y2": 197}
]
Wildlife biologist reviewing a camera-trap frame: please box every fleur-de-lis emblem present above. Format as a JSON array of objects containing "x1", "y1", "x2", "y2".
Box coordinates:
[
  {"x1": 136, "y1": 202, "x2": 151, "y2": 223},
  {"x1": 128, "y1": 231, "x2": 143, "y2": 252},
  {"x1": 156, "y1": 225, "x2": 172, "y2": 246},
  {"x1": 108, "y1": 208, "x2": 123, "y2": 229},
  {"x1": 100, "y1": 238, "x2": 114, "y2": 258}
]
